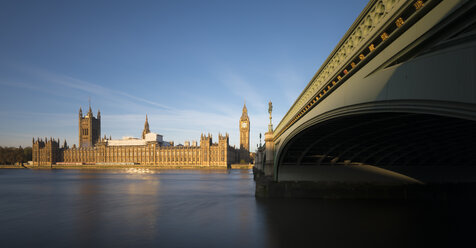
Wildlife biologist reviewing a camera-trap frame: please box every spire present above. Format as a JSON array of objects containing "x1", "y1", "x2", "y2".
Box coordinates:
[
  {"x1": 79, "y1": 107, "x2": 83, "y2": 117},
  {"x1": 142, "y1": 114, "x2": 150, "y2": 139},
  {"x1": 85, "y1": 97, "x2": 94, "y2": 118},
  {"x1": 97, "y1": 109, "x2": 101, "y2": 118},
  {"x1": 241, "y1": 101, "x2": 249, "y2": 120}
]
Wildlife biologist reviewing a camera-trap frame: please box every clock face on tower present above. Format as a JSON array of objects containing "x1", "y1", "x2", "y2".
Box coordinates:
[{"x1": 241, "y1": 122, "x2": 247, "y2": 128}]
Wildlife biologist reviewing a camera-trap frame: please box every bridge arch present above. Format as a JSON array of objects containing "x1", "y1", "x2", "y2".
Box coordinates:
[{"x1": 275, "y1": 100, "x2": 476, "y2": 183}]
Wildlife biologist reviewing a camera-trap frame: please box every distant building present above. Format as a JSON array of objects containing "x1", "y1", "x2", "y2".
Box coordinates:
[{"x1": 32, "y1": 104, "x2": 250, "y2": 167}]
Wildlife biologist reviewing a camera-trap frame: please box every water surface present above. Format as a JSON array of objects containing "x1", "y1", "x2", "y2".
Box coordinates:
[{"x1": 0, "y1": 169, "x2": 473, "y2": 247}]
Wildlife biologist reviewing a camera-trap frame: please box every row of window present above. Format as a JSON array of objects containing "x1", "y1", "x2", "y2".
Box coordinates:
[
  {"x1": 81, "y1": 128, "x2": 89, "y2": 135},
  {"x1": 63, "y1": 150, "x2": 227, "y2": 162}
]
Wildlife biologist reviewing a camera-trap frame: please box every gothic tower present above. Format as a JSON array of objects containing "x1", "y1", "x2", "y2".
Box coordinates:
[
  {"x1": 142, "y1": 114, "x2": 150, "y2": 139},
  {"x1": 239, "y1": 103, "x2": 250, "y2": 152},
  {"x1": 79, "y1": 104, "x2": 101, "y2": 148},
  {"x1": 200, "y1": 133, "x2": 212, "y2": 165}
]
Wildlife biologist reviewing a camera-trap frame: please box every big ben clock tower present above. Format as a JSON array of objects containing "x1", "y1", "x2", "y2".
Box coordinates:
[{"x1": 240, "y1": 103, "x2": 250, "y2": 152}]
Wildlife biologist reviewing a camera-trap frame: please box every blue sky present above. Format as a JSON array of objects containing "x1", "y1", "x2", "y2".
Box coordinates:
[{"x1": 0, "y1": 0, "x2": 368, "y2": 149}]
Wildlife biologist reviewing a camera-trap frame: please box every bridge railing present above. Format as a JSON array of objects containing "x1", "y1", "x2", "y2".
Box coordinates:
[{"x1": 273, "y1": 0, "x2": 432, "y2": 140}]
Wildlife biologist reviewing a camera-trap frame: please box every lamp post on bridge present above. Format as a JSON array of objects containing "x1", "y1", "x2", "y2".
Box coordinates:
[{"x1": 264, "y1": 101, "x2": 274, "y2": 177}]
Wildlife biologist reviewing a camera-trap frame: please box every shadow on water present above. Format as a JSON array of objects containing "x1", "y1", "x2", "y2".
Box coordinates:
[{"x1": 255, "y1": 197, "x2": 476, "y2": 248}]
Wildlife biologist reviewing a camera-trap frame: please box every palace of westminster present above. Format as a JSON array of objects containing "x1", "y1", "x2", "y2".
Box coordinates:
[{"x1": 32, "y1": 104, "x2": 251, "y2": 167}]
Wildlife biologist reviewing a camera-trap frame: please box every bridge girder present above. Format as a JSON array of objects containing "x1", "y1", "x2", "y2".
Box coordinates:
[{"x1": 272, "y1": 0, "x2": 476, "y2": 183}]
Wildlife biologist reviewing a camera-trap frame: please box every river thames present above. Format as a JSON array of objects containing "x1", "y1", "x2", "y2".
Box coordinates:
[{"x1": 0, "y1": 168, "x2": 474, "y2": 247}]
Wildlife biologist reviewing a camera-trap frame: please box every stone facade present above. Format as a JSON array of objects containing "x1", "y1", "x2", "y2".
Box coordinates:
[
  {"x1": 32, "y1": 105, "x2": 247, "y2": 167},
  {"x1": 32, "y1": 138, "x2": 60, "y2": 166}
]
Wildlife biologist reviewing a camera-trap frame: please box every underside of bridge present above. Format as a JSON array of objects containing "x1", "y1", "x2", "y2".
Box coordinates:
[{"x1": 277, "y1": 110, "x2": 476, "y2": 183}]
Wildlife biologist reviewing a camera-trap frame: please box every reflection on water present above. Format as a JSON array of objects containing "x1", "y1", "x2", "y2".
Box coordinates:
[{"x1": 0, "y1": 169, "x2": 474, "y2": 247}]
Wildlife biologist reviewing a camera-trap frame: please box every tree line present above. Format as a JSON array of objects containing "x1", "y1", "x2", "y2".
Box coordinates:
[{"x1": 0, "y1": 146, "x2": 32, "y2": 165}]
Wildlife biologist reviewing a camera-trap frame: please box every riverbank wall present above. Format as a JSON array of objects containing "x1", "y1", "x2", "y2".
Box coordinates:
[
  {"x1": 2, "y1": 163, "x2": 253, "y2": 170},
  {"x1": 0, "y1": 165, "x2": 26, "y2": 169},
  {"x1": 230, "y1": 163, "x2": 253, "y2": 169},
  {"x1": 28, "y1": 164, "x2": 228, "y2": 169}
]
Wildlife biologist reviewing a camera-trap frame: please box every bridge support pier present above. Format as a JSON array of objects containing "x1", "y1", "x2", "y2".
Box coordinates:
[
  {"x1": 254, "y1": 131, "x2": 277, "y2": 197},
  {"x1": 264, "y1": 131, "x2": 274, "y2": 177}
]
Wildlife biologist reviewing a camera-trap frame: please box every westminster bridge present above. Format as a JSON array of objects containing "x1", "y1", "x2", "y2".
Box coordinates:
[{"x1": 255, "y1": 0, "x2": 476, "y2": 198}]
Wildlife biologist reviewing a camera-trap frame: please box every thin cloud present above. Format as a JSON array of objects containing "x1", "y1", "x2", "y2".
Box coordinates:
[
  {"x1": 273, "y1": 68, "x2": 306, "y2": 105},
  {"x1": 35, "y1": 70, "x2": 174, "y2": 111},
  {"x1": 0, "y1": 80, "x2": 84, "y2": 102},
  {"x1": 218, "y1": 71, "x2": 264, "y2": 110}
]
